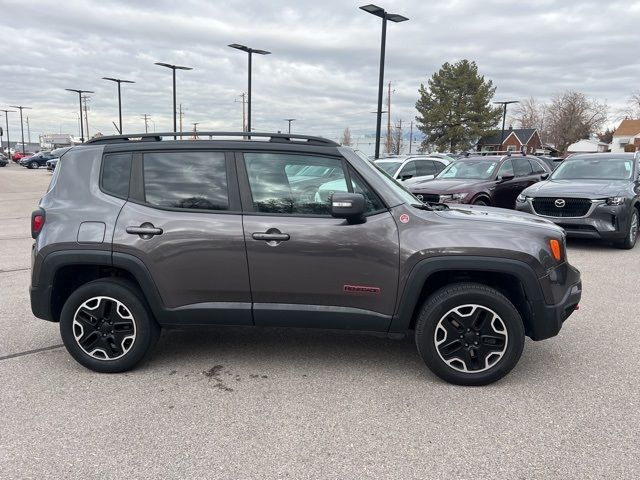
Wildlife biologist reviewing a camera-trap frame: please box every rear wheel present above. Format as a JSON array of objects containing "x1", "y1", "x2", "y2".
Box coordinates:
[
  {"x1": 614, "y1": 209, "x2": 638, "y2": 250},
  {"x1": 29, "y1": 161, "x2": 39, "y2": 169},
  {"x1": 59, "y1": 279, "x2": 160, "y2": 372},
  {"x1": 415, "y1": 282, "x2": 525, "y2": 386}
]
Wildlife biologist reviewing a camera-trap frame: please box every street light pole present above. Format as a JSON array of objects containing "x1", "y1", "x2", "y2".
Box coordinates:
[
  {"x1": 65, "y1": 89, "x2": 93, "y2": 143},
  {"x1": 228, "y1": 44, "x2": 271, "y2": 134},
  {"x1": 284, "y1": 118, "x2": 296, "y2": 134},
  {"x1": 0, "y1": 109, "x2": 14, "y2": 155},
  {"x1": 360, "y1": 4, "x2": 408, "y2": 159},
  {"x1": 102, "y1": 77, "x2": 135, "y2": 134},
  {"x1": 154, "y1": 62, "x2": 192, "y2": 139},
  {"x1": 9, "y1": 105, "x2": 32, "y2": 154},
  {"x1": 494, "y1": 100, "x2": 519, "y2": 151}
]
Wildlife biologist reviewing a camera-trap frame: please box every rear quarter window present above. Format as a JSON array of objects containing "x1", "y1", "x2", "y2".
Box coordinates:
[{"x1": 101, "y1": 153, "x2": 132, "y2": 198}]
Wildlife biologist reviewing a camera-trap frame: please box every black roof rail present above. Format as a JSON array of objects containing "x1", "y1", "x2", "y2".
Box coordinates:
[{"x1": 84, "y1": 131, "x2": 339, "y2": 146}]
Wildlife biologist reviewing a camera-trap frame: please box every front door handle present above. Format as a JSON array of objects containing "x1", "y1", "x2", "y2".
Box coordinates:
[
  {"x1": 252, "y1": 232, "x2": 290, "y2": 242},
  {"x1": 126, "y1": 223, "x2": 163, "y2": 238}
]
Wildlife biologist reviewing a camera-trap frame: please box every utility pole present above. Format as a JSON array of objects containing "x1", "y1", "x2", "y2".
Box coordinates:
[
  {"x1": 179, "y1": 103, "x2": 184, "y2": 133},
  {"x1": 26, "y1": 117, "x2": 31, "y2": 144},
  {"x1": 142, "y1": 114, "x2": 150, "y2": 133},
  {"x1": 395, "y1": 118, "x2": 402, "y2": 155},
  {"x1": 409, "y1": 120, "x2": 413, "y2": 154},
  {"x1": 385, "y1": 81, "x2": 393, "y2": 154},
  {"x1": 1, "y1": 110, "x2": 15, "y2": 155},
  {"x1": 284, "y1": 118, "x2": 296, "y2": 134},
  {"x1": 82, "y1": 96, "x2": 90, "y2": 139},
  {"x1": 8, "y1": 105, "x2": 31, "y2": 154},
  {"x1": 192, "y1": 122, "x2": 199, "y2": 140},
  {"x1": 493, "y1": 100, "x2": 519, "y2": 151}
]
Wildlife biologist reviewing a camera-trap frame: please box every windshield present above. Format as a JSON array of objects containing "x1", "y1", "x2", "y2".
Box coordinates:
[
  {"x1": 375, "y1": 161, "x2": 403, "y2": 175},
  {"x1": 551, "y1": 158, "x2": 633, "y2": 180},
  {"x1": 437, "y1": 160, "x2": 497, "y2": 179}
]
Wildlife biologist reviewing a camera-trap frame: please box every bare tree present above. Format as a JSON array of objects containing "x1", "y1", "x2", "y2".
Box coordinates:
[
  {"x1": 619, "y1": 90, "x2": 640, "y2": 119},
  {"x1": 391, "y1": 120, "x2": 404, "y2": 155},
  {"x1": 340, "y1": 127, "x2": 352, "y2": 146},
  {"x1": 544, "y1": 91, "x2": 608, "y2": 153},
  {"x1": 513, "y1": 97, "x2": 545, "y2": 130}
]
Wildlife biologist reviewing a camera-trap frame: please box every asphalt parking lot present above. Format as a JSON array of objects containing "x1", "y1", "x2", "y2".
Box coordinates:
[{"x1": 0, "y1": 161, "x2": 638, "y2": 479}]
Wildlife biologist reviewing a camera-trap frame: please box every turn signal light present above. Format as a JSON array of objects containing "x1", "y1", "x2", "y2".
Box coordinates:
[{"x1": 549, "y1": 239, "x2": 561, "y2": 261}]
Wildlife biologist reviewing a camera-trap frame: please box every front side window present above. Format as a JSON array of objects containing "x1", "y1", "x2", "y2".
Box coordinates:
[
  {"x1": 415, "y1": 160, "x2": 436, "y2": 177},
  {"x1": 497, "y1": 159, "x2": 514, "y2": 178},
  {"x1": 529, "y1": 158, "x2": 547, "y2": 174},
  {"x1": 398, "y1": 161, "x2": 417, "y2": 178},
  {"x1": 244, "y1": 153, "x2": 383, "y2": 215},
  {"x1": 513, "y1": 157, "x2": 533, "y2": 177},
  {"x1": 143, "y1": 151, "x2": 228, "y2": 210}
]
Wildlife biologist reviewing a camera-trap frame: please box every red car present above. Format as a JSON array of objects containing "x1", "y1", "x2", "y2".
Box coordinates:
[{"x1": 12, "y1": 151, "x2": 35, "y2": 162}]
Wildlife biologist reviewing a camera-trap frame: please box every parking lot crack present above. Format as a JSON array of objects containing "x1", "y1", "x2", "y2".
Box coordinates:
[{"x1": 0, "y1": 344, "x2": 64, "y2": 361}]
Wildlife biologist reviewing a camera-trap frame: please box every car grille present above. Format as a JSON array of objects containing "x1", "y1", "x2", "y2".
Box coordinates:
[
  {"x1": 532, "y1": 197, "x2": 592, "y2": 217},
  {"x1": 415, "y1": 193, "x2": 440, "y2": 203}
]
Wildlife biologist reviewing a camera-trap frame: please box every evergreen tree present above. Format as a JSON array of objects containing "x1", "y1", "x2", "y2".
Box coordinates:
[{"x1": 415, "y1": 60, "x2": 501, "y2": 152}]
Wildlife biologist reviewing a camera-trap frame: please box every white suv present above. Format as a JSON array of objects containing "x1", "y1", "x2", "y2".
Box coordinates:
[{"x1": 374, "y1": 156, "x2": 450, "y2": 183}]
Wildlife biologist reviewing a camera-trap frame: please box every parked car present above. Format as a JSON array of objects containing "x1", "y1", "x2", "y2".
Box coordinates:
[
  {"x1": 516, "y1": 152, "x2": 640, "y2": 249},
  {"x1": 374, "y1": 156, "x2": 450, "y2": 183},
  {"x1": 409, "y1": 154, "x2": 551, "y2": 208},
  {"x1": 537, "y1": 156, "x2": 565, "y2": 171},
  {"x1": 30, "y1": 131, "x2": 581, "y2": 386},
  {"x1": 0, "y1": 153, "x2": 8, "y2": 167},
  {"x1": 19, "y1": 151, "x2": 57, "y2": 169},
  {"x1": 12, "y1": 151, "x2": 34, "y2": 162},
  {"x1": 45, "y1": 146, "x2": 73, "y2": 171}
]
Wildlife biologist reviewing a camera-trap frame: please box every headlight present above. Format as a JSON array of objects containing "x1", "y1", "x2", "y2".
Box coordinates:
[
  {"x1": 440, "y1": 193, "x2": 468, "y2": 202},
  {"x1": 606, "y1": 197, "x2": 625, "y2": 206},
  {"x1": 516, "y1": 193, "x2": 528, "y2": 203}
]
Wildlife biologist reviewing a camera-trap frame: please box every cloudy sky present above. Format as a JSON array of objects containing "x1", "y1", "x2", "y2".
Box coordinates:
[{"x1": 2, "y1": 0, "x2": 639, "y2": 144}]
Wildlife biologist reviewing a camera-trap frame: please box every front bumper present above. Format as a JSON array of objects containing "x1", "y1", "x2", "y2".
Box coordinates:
[
  {"x1": 533, "y1": 268, "x2": 581, "y2": 340},
  {"x1": 516, "y1": 199, "x2": 629, "y2": 240}
]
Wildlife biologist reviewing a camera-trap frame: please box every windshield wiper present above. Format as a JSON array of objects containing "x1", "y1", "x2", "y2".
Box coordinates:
[{"x1": 412, "y1": 202, "x2": 449, "y2": 211}]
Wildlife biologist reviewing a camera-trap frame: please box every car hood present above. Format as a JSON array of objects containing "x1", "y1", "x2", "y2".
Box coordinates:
[
  {"x1": 433, "y1": 204, "x2": 563, "y2": 233},
  {"x1": 409, "y1": 178, "x2": 490, "y2": 193},
  {"x1": 523, "y1": 179, "x2": 629, "y2": 198}
]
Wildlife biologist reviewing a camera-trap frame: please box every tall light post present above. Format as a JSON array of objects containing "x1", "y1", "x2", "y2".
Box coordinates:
[
  {"x1": 228, "y1": 44, "x2": 271, "y2": 133},
  {"x1": 102, "y1": 77, "x2": 135, "y2": 134},
  {"x1": 494, "y1": 100, "x2": 519, "y2": 151},
  {"x1": 9, "y1": 105, "x2": 32, "y2": 154},
  {"x1": 360, "y1": 4, "x2": 408, "y2": 159},
  {"x1": 284, "y1": 118, "x2": 296, "y2": 134},
  {"x1": 154, "y1": 62, "x2": 192, "y2": 139},
  {"x1": 0, "y1": 109, "x2": 14, "y2": 155},
  {"x1": 65, "y1": 89, "x2": 93, "y2": 142}
]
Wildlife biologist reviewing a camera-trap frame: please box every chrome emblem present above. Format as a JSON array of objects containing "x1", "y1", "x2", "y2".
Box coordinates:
[
  {"x1": 417, "y1": 194, "x2": 424, "y2": 201},
  {"x1": 555, "y1": 199, "x2": 566, "y2": 208}
]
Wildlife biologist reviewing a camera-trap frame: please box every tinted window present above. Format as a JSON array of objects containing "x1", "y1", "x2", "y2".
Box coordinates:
[
  {"x1": 415, "y1": 160, "x2": 436, "y2": 176},
  {"x1": 245, "y1": 153, "x2": 383, "y2": 215},
  {"x1": 375, "y1": 161, "x2": 402, "y2": 176},
  {"x1": 513, "y1": 158, "x2": 533, "y2": 177},
  {"x1": 497, "y1": 159, "x2": 514, "y2": 178},
  {"x1": 143, "y1": 152, "x2": 228, "y2": 210},
  {"x1": 433, "y1": 160, "x2": 447, "y2": 174},
  {"x1": 529, "y1": 158, "x2": 547, "y2": 174},
  {"x1": 398, "y1": 161, "x2": 417, "y2": 178},
  {"x1": 102, "y1": 153, "x2": 132, "y2": 198}
]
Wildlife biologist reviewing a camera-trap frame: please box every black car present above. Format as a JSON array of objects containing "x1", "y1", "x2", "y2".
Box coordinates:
[
  {"x1": 516, "y1": 152, "x2": 640, "y2": 249},
  {"x1": 0, "y1": 153, "x2": 8, "y2": 167},
  {"x1": 19, "y1": 151, "x2": 56, "y2": 169}
]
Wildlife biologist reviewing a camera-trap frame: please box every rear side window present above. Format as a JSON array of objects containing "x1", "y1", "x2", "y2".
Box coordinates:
[
  {"x1": 102, "y1": 153, "x2": 132, "y2": 198},
  {"x1": 529, "y1": 158, "x2": 547, "y2": 174},
  {"x1": 143, "y1": 151, "x2": 228, "y2": 211}
]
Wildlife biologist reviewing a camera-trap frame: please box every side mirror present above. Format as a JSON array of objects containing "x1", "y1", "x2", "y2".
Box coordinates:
[
  {"x1": 400, "y1": 174, "x2": 413, "y2": 181},
  {"x1": 499, "y1": 174, "x2": 515, "y2": 182},
  {"x1": 331, "y1": 192, "x2": 366, "y2": 223},
  {"x1": 541, "y1": 173, "x2": 550, "y2": 180}
]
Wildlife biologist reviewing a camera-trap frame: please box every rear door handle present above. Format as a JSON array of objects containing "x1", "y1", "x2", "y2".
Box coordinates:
[
  {"x1": 126, "y1": 223, "x2": 163, "y2": 238},
  {"x1": 252, "y1": 232, "x2": 290, "y2": 241}
]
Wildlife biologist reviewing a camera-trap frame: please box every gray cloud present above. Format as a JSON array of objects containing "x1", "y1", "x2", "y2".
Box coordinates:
[{"x1": 1, "y1": 0, "x2": 639, "y2": 143}]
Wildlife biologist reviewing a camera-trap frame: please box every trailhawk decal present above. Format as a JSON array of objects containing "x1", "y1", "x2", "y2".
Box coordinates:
[{"x1": 343, "y1": 285, "x2": 381, "y2": 294}]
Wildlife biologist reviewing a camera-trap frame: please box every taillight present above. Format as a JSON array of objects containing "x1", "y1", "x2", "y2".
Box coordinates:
[{"x1": 31, "y1": 209, "x2": 45, "y2": 239}]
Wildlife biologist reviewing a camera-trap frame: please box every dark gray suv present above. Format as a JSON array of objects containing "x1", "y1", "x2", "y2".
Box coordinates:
[
  {"x1": 30, "y1": 132, "x2": 582, "y2": 385},
  {"x1": 516, "y1": 153, "x2": 640, "y2": 249}
]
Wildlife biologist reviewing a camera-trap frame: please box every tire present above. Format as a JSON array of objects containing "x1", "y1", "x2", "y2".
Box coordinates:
[
  {"x1": 29, "y1": 161, "x2": 39, "y2": 169},
  {"x1": 59, "y1": 278, "x2": 160, "y2": 373},
  {"x1": 472, "y1": 198, "x2": 489, "y2": 206},
  {"x1": 415, "y1": 282, "x2": 525, "y2": 386},
  {"x1": 613, "y1": 209, "x2": 638, "y2": 250}
]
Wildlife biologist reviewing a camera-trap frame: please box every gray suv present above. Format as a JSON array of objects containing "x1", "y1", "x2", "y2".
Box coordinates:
[{"x1": 30, "y1": 132, "x2": 582, "y2": 385}]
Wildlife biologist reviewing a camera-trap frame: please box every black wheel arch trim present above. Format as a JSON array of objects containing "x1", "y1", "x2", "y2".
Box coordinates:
[{"x1": 388, "y1": 256, "x2": 558, "y2": 340}]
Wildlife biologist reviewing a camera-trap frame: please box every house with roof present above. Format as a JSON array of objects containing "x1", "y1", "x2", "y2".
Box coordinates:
[
  {"x1": 477, "y1": 127, "x2": 543, "y2": 154},
  {"x1": 611, "y1": 119, "x2": 640, "y2": 152}
]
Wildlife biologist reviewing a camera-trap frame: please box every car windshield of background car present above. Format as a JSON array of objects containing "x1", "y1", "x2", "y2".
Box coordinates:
[{"x1": 438, "y1": 160, "x2": 497, "y2": 179}]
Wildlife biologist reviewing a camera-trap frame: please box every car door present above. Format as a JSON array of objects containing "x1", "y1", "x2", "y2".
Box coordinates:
[
  {"x1": 112, "y1": 150, "x2": 252, "y2": 325},
  {"x1": 492, "y1": 159, "x2": 518, "y2": 208},
  {"x1": 238, "y1": 151, "x2": 400, "y2": 331}
]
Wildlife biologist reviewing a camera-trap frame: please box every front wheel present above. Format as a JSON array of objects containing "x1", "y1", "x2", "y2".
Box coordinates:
[
  {"x1": 614, "y1": 209, "x2": 638, "y2": 250},
  {"x1": 472, "y1": 198, "x2": 489, "y2": 206},
  {"x1": 415, "y1": 282, "x2": 525, "y2": 386},
  {"x1": 59, "y1": 279, "x2": 160, "y2": 373},
  {"x1": 29, "y1": 161, "x2": 39, "y2": 169}
]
